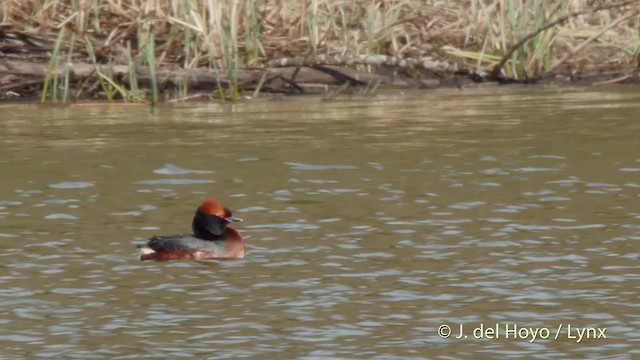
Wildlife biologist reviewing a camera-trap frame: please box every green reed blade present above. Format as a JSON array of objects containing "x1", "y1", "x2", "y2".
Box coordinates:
[
  {"x1": 63, "y1": 33, "x2": 75, "y2": 104},
  {"x1": 41, "y1": 27, "x2": 65, "y2": 104}
]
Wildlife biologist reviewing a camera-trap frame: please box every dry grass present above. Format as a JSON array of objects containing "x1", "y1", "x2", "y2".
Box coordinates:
[{"x1": 1, "y1": 0, "x2": 639, "y2": 100}]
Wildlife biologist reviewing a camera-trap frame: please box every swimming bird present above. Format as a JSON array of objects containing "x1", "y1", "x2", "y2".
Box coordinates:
[{"x1": 137, "y1": 198, "x2": 244, "y2": 261}]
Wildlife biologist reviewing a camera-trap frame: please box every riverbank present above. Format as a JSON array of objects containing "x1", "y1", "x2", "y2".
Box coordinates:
[{"x1": 1, "y1": 0, "x2": 639, "y2": 103}]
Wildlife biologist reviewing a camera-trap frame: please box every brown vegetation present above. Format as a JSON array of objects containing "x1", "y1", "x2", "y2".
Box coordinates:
[{"x1": 1, "y1": 0, "x2": 639, "y2": 102}]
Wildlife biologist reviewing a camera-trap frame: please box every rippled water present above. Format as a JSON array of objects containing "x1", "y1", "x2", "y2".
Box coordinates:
[{"x1": 1, "y1": 87, "x2": 640, "y2": 359}]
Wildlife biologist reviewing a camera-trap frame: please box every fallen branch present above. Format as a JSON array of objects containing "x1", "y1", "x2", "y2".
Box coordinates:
[
  {"x1": 548, "y1": 13, "x2": 633, "y2": 74},
  {"x1": 488, "y1": 0, "x2": 640, "y2": 80},
  {"x1": 266, "y1": 54, "x2": 471, "y2": 75},
  {"x1": 0, "y1": 60, "x2": 437, "y2": 97}
]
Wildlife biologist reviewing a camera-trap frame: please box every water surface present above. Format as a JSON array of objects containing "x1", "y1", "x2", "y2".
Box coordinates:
[{"x1": 1, "y1": 86, "x2": 639, "y2": 359}]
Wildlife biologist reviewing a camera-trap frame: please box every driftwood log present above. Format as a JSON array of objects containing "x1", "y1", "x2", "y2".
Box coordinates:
[
  {"x1": 0, "y1": 58, "x2": 446, "y2": 98},
  {"x1": 2, "y1": 56, "x2": 640, "y2": 101}
]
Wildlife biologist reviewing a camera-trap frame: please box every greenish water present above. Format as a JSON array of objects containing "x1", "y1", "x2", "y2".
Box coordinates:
[{"x1": 1, "y1": 87, "x2": 639, "y2": 359}]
